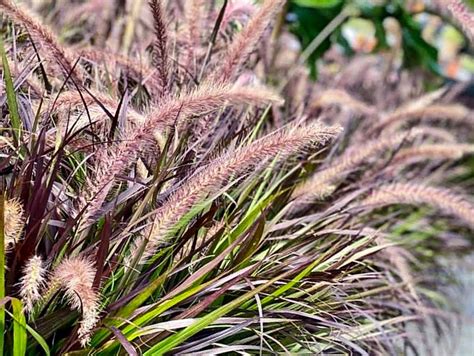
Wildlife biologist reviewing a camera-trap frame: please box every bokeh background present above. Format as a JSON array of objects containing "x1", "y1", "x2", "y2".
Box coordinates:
[{"x1": 287, "y1": 1, "x2": 474, "y2": 354}]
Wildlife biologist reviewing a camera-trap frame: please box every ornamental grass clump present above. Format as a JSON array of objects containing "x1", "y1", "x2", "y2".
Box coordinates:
[{"x1": 0, "y1": 0, "x2": 473, "y2": 354}]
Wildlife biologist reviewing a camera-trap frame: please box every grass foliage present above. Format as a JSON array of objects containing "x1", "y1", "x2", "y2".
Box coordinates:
[{"x1": 0, "y1": 0, "x2": 473, "y2": 354}]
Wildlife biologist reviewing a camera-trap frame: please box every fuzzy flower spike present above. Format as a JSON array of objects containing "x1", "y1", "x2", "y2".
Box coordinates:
[
  {"x1": 53, "y1": 257, "x2": 100, "y2": 347},
  {"x1": 19, "y1": 255, "x2": 46, "y2": 313},
  {"x1": 4, "y1": 198, "x2": 25, "y2": 248}
]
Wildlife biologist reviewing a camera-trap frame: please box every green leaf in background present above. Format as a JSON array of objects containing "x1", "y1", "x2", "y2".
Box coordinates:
[
  {"x1": 399, "y1": 10, "x2": 440, "y2": 75},
  {"x1": 289, "y1": 2, "x2": 344, "y2": 77},
  {"x1": 293, "y1": 0, "x2": 342, "y2": 8},
  {"x1": 290, "y1": 1, "x2": 445, "y2": 78}
]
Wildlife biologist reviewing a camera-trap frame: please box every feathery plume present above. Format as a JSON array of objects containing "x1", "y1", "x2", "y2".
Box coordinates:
[
  {"x1": 131, "y1": 122, "x2": 342, "y2": 264},
  {"x1": 373, "y1": 104, "x2": 472, "y2": 134},
  {"x1": 53, "y1": 257, "x2": 100, "y2": 347},
  {"x1": 392, "y1": 144, "x2": 474, "y2": 166},
  {"x1": 79, "y1": 83, "x2": 283, "y2": 225},
  {"x1": 404, "y1": 126, "x2": 457, "y2": 143},
  {"x1": 4, "y1": 198, "x2": 24, "y2": 248},
  {"x1": 213, "y1": 0, "x2": 286, "y2": 82},
  {"x1": 19, "y1": 255, "x2": 46, "y2": 313},
  {"x1": 0, "y1": 0, "x2": 83, "y2": 84},
  {"x1": 291, "y1": 130, "x2": 423, "y2": 203},
  {"x1": 309, "y1": 89, "x2": 376, "y2": 116},
  {"x1": 145, "y1": 82, "x2": 283, "y2": 132},
  {"x1": 149, "y1": 0, "x2": 169, "y2": 97},
  {"x1": 183, "y1": 0, "x2": 205, "y2": 71},
  {"x1": 361, "y1": 183, "x2": 474, "y2": 229}
]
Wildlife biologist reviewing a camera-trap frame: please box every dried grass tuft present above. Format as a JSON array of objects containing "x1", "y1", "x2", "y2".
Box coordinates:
[
  {"x1": 291, "y1": 130, "x2": 424, "y2": 205},
  {"x1": 373, "y1": 104, "x2": 472, "y2": 134}
]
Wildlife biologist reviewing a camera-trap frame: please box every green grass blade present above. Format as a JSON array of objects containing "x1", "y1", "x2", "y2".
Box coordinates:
[
  {"x1": 4, "y1": 300, "x2": 50, "y2": 356},
  {"x1": 0, "y1": 35, "x2": 22, "y2": 146},
  {"x1": 11, "y1": 299, "x2": 27, "y2": 356},
  {"x1": 143, "y1": 271, "x2": 294, "y2": 355},
  {"x1": 90, "y1": 271, "x2": 171, "y2": 346},
  {"x1": 23, "y1": 324, "x2": 51, "y2": 356}
]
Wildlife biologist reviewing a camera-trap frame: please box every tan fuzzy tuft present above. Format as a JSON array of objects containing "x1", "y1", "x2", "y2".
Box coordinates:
[
  {"x1": 403, "y1": 126, "x2": 458, "y2": 143},
  {"x1": 4, "y1": 199, "x2": 25, "y2": 248},
  {"x1": 149, "y1": 0, "x2": 169, "y2": 97},
  {"x1": 19, "y1": 256, "x2": 46, "y2": 313},
  {"x1": 374, "y1": 104, "x2": 472, "y2": 134},
  {"x1": 53, "y1": 257, "x2": 100, "y2": 347},
  {"x1": 182, "y1": 0, "x2": 205, "y2": 71},
  {"x1": 392, "y1": 144, "x2": 474, "y2": 166}
]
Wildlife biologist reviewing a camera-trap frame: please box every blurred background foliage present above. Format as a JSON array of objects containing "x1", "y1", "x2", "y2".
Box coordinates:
[
  {"x1": 286, "y1": 2, "x2": 474, "y2": 353},
  {"x1": 288, "y1": 0, "x2": 474, "y2": 82}
]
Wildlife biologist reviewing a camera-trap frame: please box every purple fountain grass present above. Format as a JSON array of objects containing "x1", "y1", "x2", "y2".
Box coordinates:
[
  {"x1": 0, "y1": 0, "x2": 83, "y2": 84},
  {"x1": 291, "y1": 129, "x2": 426, "y2": 204},
  {"x1": 0, "y1": 0, "x2": 472, "y2": 353},
  {"x1": 392, "y1": 143, "x2": 474, "y2": 166},
  {"x1": 402, "y1": 126, "x2": 458, "y2": 143},
  {"x1": 4, "y1": 198, "x2": 24, "y2": 248},
  {"x1": 78, "y1": 82, "x2": 283, "y2": 226},
  {"x1": 130, "y1": 122, "x2": 342, "y2": 265},
  {"x1": 372, "y1": 104, "x2": 472, "y2": 134},
  {"x1": 182, "y1": 0, "x2": 205, "y2": 71}
]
